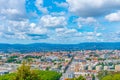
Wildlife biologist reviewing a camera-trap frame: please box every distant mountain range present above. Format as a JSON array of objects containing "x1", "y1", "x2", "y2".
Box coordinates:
[{"x1": 0, "y1": 42, "x2": 120, "y2": 53}]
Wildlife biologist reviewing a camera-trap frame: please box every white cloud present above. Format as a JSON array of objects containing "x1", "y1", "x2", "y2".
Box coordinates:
[
  {"x1": 0, "y1": 0, "x2": 26, "y2": 21},
  {"x1": 29, "y1": 23, "x2": 47, "y2": 34},
  {"x1": 77, "y1": 17, "x2": 97, "y2": 24},
  {"x1": 40, "y1": 15, "x2": 67, "y2": 28},
  {"x1": 1, "y1": 9, "x2": 20, "y2": 15},
  {"x1": 0, "y1": 0, "x2": 50, "y2": 40},
  {"x1": 76, "y1": 17, "x2": 97, "y2": 28},
  {"x1": 15, "y1": 33, "x2": 26, "y2": 39},
  {"x1": 55, "y1": 28, "x2": 66, "y2": 33},
  {"x1": 0, "y1": 19, "x2": 49, "y2": 40},
  {"x1": 0, "y1": 20, "x2": 29, "y2": 40},
  {"x1": 30, "y1": 23, "x2": 36, "y2": 27},
  {"x1": 56, "y1": 28, "x2": 77, "y2": 34},
  {"x1": 0, "y1": 0, "x2": 25, "y2": 10},
  {"x1": 66, "y1": 0, "x2": 120, "y2": 17},
  {"x1": 0, "y1": 0, "x2": 119, "y2": 43},
  {"x1": 54, "y1": 2, "x2": 68, "y2": 8},
  {"x1": 83, "y1": 32, "x2": 103, "y2": 41},
  {"x1": 35, "y1": 0, "x2": 48, "y2": 13},
  {"x1": 85, "y1": 32, "x2": 102, "y2": 37},
  {"x1": 55, "y1": 28, "x2": 104, "y2": 42},
  {"x1": 0, "y1": 24, "x2": 4, "y2": 31},
  {"x1": 86, "y1": 32, "x2": 94, "y2": 36},
  {"x1": 105, "y1": 11, "x2": 120, "y2": 22},
  {"x1": 2, "y1": 31, "x2": 27, "y2": 40},
  {"x1": 51, "y1": 12, "x2": 65, "y2": 16},
  {"x1": 8, "y1": 20, "x2": 29, "y2": 32},
  {"x1": 96, "y1": 33, "x2": 102, "y2": 37},
  {"x1": 55, "y1": 28, "x2": 82, "y2": 37}
]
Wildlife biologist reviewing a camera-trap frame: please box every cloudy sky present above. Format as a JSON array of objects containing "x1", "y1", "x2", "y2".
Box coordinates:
[{"x1": 0, "y1": 0, "x2": 120, "y2": 44}]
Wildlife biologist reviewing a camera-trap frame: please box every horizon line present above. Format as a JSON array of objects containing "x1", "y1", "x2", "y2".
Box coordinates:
[{"x1": 0, "y1": 42, "x2": 120, "y2": 45}]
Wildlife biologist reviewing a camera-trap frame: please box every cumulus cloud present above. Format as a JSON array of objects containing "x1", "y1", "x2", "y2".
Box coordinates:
[
  {"x1": 54, "y1": 2, "x2": 68, "y2": 8},
  {"x1": 35, "y1": 0, "x2": 48, "y2": 13},
  {"x1": 76, "y1": 17, "x2": 97, "y2": 24},
  {"x1": 55, "y1": 28, "x2": 82, "y2": 38},
  {"x1": 0, "y1": 0, "x2": 30, "y2": 40},
  {"x1": 55, "y1": 27, "x2": 103, "y2": 42},
  {"x1": 0, "y1": 20, "x2": 28, "y2": 40},
  {"x1": 0, "y1": 0, "x2": 119, "y2": 43},
  {"x1": 96, "y1": 33, "x2": 102, "y2": 37},
  {"x1": 83, "y1": 32, "x2": 103, "y2": 41},
  {"x1": 29, "y1": 23, "x2": 47, "y2": 34},
  {"x1": 76, "y1": 17, "x2": 97, "y2": 28},
  {"x1": 100, "y1": 32, "x2": 120, "y2": 42},
  {"x1": 0, "y1": 0, "x2": 50, "y2": 41},
  {"x1": 1, "y1": 30, "x2": 27, "y2": 40},
  {"x1": 66, "y1": 0, "x2": 120, "y2": 17},
  {"x1": 0, "y1": 0, "x2": 26, "y2": 21},
  {"x1": 105, "y1": 11, "x2": 120, "y2": 22},
  {"x1": 85, "y1": 32, "x2": 102, "y2": 37},
  {"x1": 0, "y1": 19, "x2": 49, "y2": 40},
  {"x1": 40, "y1": 15, "x2": 67, "y2": 28}
]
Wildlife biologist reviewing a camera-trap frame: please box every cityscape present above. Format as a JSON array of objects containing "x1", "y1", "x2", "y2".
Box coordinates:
[
  {"x1": 0, "y1": 0, "x2": 120, "y2": 80},
  {"x1": 0, "y1": 50, "x2": 120, "y2": 80}
]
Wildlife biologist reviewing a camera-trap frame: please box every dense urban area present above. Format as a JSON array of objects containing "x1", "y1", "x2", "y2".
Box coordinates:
[{"x1": 0, "y1": 50, "x2": 120, "y2": 80}]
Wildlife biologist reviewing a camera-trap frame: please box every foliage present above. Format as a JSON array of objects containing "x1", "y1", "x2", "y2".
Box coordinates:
[
  {"x1": 86, "y1": 58, "x2": 91, "y2": 61},
  {"x1": 101, "y1": 74, "x2": 120, "y2": 80},
  {"x1": 0, "y1": 62, "x2": 61, "y2": 80},
  {"x1": 15, "y1": 61, "x2": 39, "y2": 80},
  {"x1": 92, "y1": 74, "x2": 95, "y2": 80},
  {"x1": 97, "y1": 70, "x2": 110, "y2": 80},
  {"x1": 6, "y1": 58, "x2": 16, "y2": 63},
  {"x1": 73, "y1": 75, "x2": 86, "y2": 80},
  {"x1": 24, "y1": 55, "x2": 41, "y2": 59},
  {"x1": 0, "y1": 73, "x2": 16, "y2": 80},
  {"x1": 34, "y1": 70, "x2": 61, "y2": 80},
  {"x1": 67, "y1": 75, "x2": 86, "y2": 80},
  {"x1": 98, "y1": 58, "x2": 105, "y2": 61},
  {"x1": 6, "y1": 56, "x2": 19, "y2": 63},
  {"x1": 97, "y1": 71, "x2": 120, "y2": 80}
]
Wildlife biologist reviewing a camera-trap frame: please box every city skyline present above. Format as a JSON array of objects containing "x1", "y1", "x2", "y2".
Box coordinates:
[{"x1": 0, "y1": 0, "x2": 120, "y2": 44}]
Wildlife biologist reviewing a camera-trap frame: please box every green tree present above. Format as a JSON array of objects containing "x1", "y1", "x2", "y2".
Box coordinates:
[
  {"x1": 92, "y1": 74, "x2": 95, "y2": 80},
  {"x1": 0, "y1": 62, "x2": 61, "y2": 80},
  {"x1": 74, "y1": 75, "x2": 86, "y2": 80},
  {"x1": 101, "y1": 74, "x2": 120, "y2": 80},
  {"x1": 0, "y1": 73, "x2": 16, "y2": 80},
  {"x1": 15, "y1": 61, "x2": 40, "y2": 80},
  {"x1": 97, "y1": 71, "x2": 120, "y2": 80},
  {"x1": 68, "y1": 75, "x2": 86, "y2": 80}
]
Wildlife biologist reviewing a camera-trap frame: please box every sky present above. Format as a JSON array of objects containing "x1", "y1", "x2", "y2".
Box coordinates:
[{"x1": 0, "y1": 0, "x2": 120, "y2": 44}]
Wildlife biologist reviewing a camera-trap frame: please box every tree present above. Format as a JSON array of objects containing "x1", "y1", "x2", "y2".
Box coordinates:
[
  {"x1": 67, "y1": 75, "x2": 86, "y2": 80},
  {"x1": 15, "y1": 61, "x2": 40, "y2": 80},
  {"x1": 74, "y1": 75, "x2": 86, "y2": 80},
  {"x1": 0, "y1": 62, "x2": 62, "y2": 80},
  {"x1": 97, "y1": 71, "x2": 120, "y2": 80},
  {"x1": 102, "y1": 74, "x2": 120, "y2": 80},
  {"x1": 92, "y1": 74, "x2": 95, "y2": 80}
]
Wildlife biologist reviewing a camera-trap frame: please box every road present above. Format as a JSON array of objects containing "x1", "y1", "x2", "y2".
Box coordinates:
[{"x1": 60, "y1": 56, "x2": 74, "y2": 80}]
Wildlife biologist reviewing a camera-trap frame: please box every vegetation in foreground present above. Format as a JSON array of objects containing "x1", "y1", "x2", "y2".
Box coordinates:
[
  {"x1": 0, "y1": 62, "x2": 61, "y2": 80},
  {"x1": 65, "y1": 75, "x2": 86, "y2": 80},
  {"x1": 101, "y1": 74, "x2": 120, "y2": 80},
  {"x1": 97, "y1": 70, "x2": 120, "y2": 80},
  {"x1": 1, "y1": 62, "x2": 120, "y2": 80}
]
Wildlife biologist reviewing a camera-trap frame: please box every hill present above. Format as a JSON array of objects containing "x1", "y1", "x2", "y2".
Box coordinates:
[{"x1": 0, "y1": 42, "x2": 120, "y2": 53}]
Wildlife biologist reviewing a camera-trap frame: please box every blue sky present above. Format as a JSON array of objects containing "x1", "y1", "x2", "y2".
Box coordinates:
[{"x1": 0, "y1": 0, "x2": 120, "y2": 44}]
